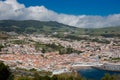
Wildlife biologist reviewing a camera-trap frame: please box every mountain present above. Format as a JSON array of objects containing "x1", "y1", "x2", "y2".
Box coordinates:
[
  {"x1": 0, "y1": 20, "x2": 120, "y2": 37},
  {"x1": 0, "y1": 20, "x2": 77, "y2": 34}
]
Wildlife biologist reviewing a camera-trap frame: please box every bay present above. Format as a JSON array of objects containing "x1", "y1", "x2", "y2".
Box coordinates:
[{"x1": 78, "y1": 68, "x2": 120, "y2": 80}]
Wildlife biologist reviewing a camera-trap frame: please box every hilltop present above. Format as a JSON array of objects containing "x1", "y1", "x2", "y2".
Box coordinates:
[{"x1": 0, "y1": 20, "x2": 76, "y2": 34}]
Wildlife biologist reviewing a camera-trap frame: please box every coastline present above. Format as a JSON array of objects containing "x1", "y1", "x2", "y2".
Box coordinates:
[
  {"x1": 73, "y1": 63, "x2": 120, "y2": 72},
  {"x1": 92, "y1": 63, "x2": 120, "y2": 72},
  {"x1": 77, "y1": 65, "x2": 120, "y2": 80},
  {"x1": 92, "y1": 66, "x2": 120, "y2": 72},
  {"x1": 72, "y1": 66, "x2": 92, "y2": 71}
]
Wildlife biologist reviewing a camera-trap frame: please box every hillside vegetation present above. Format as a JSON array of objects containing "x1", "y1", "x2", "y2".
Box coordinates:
[
  {"x1": 0, "y1": 20, "x2": 120, "y2": 37},
  {"x1": 0, "y1": 20, "x2": 76, "y2": 34}
]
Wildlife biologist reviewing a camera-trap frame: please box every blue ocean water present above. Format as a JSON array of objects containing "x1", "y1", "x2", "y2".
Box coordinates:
[{"x1": 78, "y1": 68, "x2": 120, "y2": 80}]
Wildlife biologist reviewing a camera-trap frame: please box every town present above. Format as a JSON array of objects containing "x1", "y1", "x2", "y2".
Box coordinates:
[{"x1": 0, "y1": 33, "x2": 120, "y2": 74}]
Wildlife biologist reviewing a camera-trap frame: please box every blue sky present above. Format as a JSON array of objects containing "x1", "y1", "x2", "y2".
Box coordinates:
[
  {"x1": 0, "y1": 0, "x2": 120, "y2": 28},
  {"x1": 18, "y1": 0, "x2": 120, "y2": 16}
]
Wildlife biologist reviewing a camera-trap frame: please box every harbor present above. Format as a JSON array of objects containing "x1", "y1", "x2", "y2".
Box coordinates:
[{"x1": 78, "y1": 67, "x2": 120, "y2": 80}]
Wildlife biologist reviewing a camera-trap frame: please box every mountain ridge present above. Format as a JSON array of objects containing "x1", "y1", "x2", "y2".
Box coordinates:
[{"x1": 0, "y1": 20, "x2": 120, "y2": 37}]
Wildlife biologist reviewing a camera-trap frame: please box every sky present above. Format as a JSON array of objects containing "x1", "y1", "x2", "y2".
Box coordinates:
[
  {"x1": 0, "y1": 0, "x2": 120, "y2": 28},
  {"x1": 18, "y1": 0, "x2": 120, "y2": 16}
]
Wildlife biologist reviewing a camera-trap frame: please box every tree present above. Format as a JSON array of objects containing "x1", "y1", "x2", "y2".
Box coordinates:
[
  {"x1": 41, "y1": 48, "x2": 46, "y2": 53},
  {"x1": 42, "y1": 76, "x2": 51, "y2": 80},
  {"x1": 33, "y1": 72, "x2": 40, "y2": 80},
  {"x1": 51, "y1": 75, "x2": 58, "y2": 80},
  {"x1": 101, "y1": 73, "x2": 116, "y2": 80},
  {"x1": 0, "y1": 44, "x2": 4, "y2": 51},
  {"x1": 66, "y1": 47, "x2": 73, "y2": 54},
  {"x1": 17, "y1": 77, "x2": 32, "y2": 80},
  {"x1": 0, "y1": 62, "x2": 11, "y2": 80}
]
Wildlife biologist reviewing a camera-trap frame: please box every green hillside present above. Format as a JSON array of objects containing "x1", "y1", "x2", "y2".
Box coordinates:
[
  {"x1": 0, "y1": 20, "x2": 120, "y2": 37},
  {"x1": 85, "y1": 27, "x2": 120, "y2": 37},
  {"x1": 0, "y1": 20, "x2": 77, "y2": 34}
]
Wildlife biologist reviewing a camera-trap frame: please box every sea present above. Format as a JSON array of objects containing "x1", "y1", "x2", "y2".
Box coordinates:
[{"x1": 78, "y1": 67, "x2": 120, "y2": 80}]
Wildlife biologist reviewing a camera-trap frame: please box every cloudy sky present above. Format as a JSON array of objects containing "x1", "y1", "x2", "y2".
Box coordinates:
[{"x1": 0, "y1": 0, "x2": 120, "y2": 28}]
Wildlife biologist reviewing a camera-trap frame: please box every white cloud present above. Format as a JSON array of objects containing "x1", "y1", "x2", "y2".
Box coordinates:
[{"x1": 0, "y1": 0, "x2": 120, "y2": 28}]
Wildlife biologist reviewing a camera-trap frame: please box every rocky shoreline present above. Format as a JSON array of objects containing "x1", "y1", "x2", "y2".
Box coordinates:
[
  {"x1": 92, "y1": 63, "x2": 120, "y2": 72},
  {"x1": 72, "y1": 63, "x2": 120, "y2": 72}
]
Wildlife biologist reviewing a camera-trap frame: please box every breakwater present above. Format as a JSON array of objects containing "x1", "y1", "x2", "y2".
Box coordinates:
[{"x1": 93, "y1": 63, "x2": 120, "y2": 72}]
